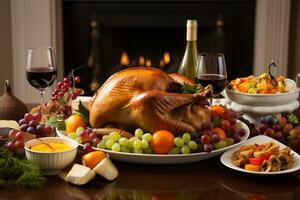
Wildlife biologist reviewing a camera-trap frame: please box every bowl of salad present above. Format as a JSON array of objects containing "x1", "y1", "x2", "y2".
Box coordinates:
[{"x1": 225, "y1": 73, "x2": 299, "y2": 106}]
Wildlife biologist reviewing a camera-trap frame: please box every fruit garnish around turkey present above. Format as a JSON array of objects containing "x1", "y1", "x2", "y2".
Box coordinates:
[{"x1": 228, "y1": 73, "x2": 287, "y2": 94}]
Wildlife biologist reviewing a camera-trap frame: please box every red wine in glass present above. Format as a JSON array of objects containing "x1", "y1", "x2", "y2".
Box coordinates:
[
  {"x1": 195, "y1": 74, "x2": 227, "y2": 96},
  {"x1": 26, "y1": 67, "x2": 57, "y2": 90}
]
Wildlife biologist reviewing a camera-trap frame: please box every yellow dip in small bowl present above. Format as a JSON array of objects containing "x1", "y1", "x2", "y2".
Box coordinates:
[
  {"x1": 25, "y1": 137, "x2": 78, "y2": 175},
  {"x1": 31, "y1": 142, "x2": 71, "y2": 153}
]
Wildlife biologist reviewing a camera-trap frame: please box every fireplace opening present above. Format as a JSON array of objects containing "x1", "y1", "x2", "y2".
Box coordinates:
[{"x1": 63, "y1": 0, "x2": 255, "y2": 95}]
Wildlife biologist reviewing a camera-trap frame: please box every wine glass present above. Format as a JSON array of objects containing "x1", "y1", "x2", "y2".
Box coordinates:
[
  {"x1": 195, "y1": 52, "x2": 227, "y2": 105},
  {"x1": 26, "y1": 47, "x2": 57, "y2": 113}
]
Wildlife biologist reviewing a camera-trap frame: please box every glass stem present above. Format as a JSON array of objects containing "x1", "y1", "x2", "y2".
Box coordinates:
[
  {"x1": 209, "y1": 98, "x2": 213, "y2": 106},
  {"x1": 40, "y1": 90, "x2": 45, "y2": 114}
]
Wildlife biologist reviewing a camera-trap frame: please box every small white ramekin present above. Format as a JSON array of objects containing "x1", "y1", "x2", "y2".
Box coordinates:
[{"x1": 25, "y1": 137, "x2": 78, "y2": 175}]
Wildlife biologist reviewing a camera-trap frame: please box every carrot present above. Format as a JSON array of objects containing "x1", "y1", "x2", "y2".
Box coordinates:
[
  {"x1": 212, "y1": 127, "x2": 226, "y2": 140},
  {"x1": 244, "y1": 164, "x2": 261, "y2": 172},
  {"x1": 210, "y1": 105, "x2": 225, "y2": 117}
]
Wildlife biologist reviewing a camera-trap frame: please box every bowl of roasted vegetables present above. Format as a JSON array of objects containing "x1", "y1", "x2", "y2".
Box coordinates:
[
  {"x1": 225, "y1": 73, "x2": 299, "y2": 106},
  {"x1": 221, "y1": 135, "x2": 300, "y2": 175}
]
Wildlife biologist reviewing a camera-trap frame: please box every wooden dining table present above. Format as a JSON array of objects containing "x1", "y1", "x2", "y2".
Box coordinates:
[{"x1": 2, "y1": 105, "x2": 300, "y2": 200}]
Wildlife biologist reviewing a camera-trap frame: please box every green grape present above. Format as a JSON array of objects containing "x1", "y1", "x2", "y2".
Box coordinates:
[
  {"x1": 182, "y1": 133, "x2": 191, "y2": 143},
  {"x1": 68, "y1": 132, "x2": 77, "y2": 139},
  {"x1": 235, "y1": 122, "x2": 242, "y2": 129},
  {"x1": 129, "y1": 137, "x2": 137, "y2": 148},
  {"x1": 119, "y1": 137, "x2": 129, "y2": 146},
  {"x1": 133, "y1": 148, "x2": 143, "y2": 154},
  {"x1": 142, "y1": 133, "x2": 153, "y2": 142},
  {"x1": 174, "y1": 137, "x2": 184, "y2": 147},
  {"x1": 144, "y1": 146, "x2": 153, "y2": 154},
  {"x1": 112, "y1": 143, "x2": 121, "y2": 152},
  {"x1": 135, "y1": 128, "x2": 144, "y2": 139},
  {"x1": 105, "y1": 139, "x2": 115, "y2": 149},
  {"x1": 169, "y1": 147, "x2": 181, "y2": 154},
  {"x1": 109, "y1": 131, "x2": 121, "y2": 142},
  {"x1": 181, "y1": 145, "x2": 190, "y2": 154},
  {"x1": 102, "y1": 135, "x2": 109, "y2": 141},
  {"x1": 133, "y1": 139, "x2": 142, "y2": 149},
  {"x1": 188, "y1": 141, "x2": 198, "y2": 150},
  {"x1": 121, "y1": 146, "x2": 130, "y2": 153},
  {"x1": 214, "y1": 140, "x2": 227, "y2": 150},
  {"x1": 141, "y1": 140, "x2": 149, "y2": 149},
  {"x1": 75, "y1": 137, "x2": 82, "y2": 144},
  {"x1": 224, "y1": 138, "x2": 234, "y2": 146},
  {"x1": 76, "y1": 127, "x2": 84, "y2": 136},
  {"x1": 97, "y1": 140, "x2": 106, "y2": 149}
]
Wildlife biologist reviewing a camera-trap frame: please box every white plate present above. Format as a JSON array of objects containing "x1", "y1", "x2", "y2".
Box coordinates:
[
  {"x1": 225, "y1": 79, "x2": 300, "y2": 106},
  {"x1": 220, "y1": 135, "x2": 300, "y2": 175},
  {"x1": 56, "y1": 120, "x2": 250, "y2": 164}
]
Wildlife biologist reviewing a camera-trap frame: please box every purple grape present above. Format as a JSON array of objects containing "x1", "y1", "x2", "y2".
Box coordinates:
[
  {"x1": 29, "y1": 120, "x2": 38, "y2": 129},
  {"x1": 283, "y1": 123, "x2": 293, "y2": 134},
  {"x1": 250, "y1": 128, "x2": 260, "y2": 137},
  {"x1": 204, "y1": 144, "x2": 213, "y2": 152},
  {"x1": 264, "y1": 128, "x2": 275, "y2": 137},
  {"x1": 36, "y1": 124, "x2": 45, "y2": 135},
  {"x1": 233, "y1": 133, "x2": 241, "y2": 143},
  {"x1": 92, "y1": 138, "x2": 100, "y2": 147},
  {"x1": 265, "y1": 115, "x2": 276, "y2": 126},
  {"x1": 83, "y1": 143, "x2": 92, "y2": 153},
  {"x1": 190, "y1": 132, "x2": 200, "y2": 140},
  {"x1": 198, "y1": 144, "x2": 204, "y2": 152},
  {"x1": 272, "y1": 124, "x2": 281, "y2": 132},
  {"x1": 26, "y1": 126, "x2": 36, "y2": 134},
  {"x1": 20, "y1": 124, "x2": 29, "y2": 132},
  {"x1": 211, "y1": 133, "x2": 220, "y2": 144},
  {"x1": 202, "y1": 123, "x2": 212, "y2": 131},
  {"x1": 275, "y1": 131, "x2": 284, "y2": 142},
  {"x1": 259, "y1": 124, "x2": 268, "y2": 134},
  {"x1": 279, "y1": 116, "x2": 287, "y2": 127},
  {"x1": 235, "y1": 128, "x2": 246, "y2": 137},
  {"x1": 18, "y1": 118, "x2": 27, "y2": 126}
]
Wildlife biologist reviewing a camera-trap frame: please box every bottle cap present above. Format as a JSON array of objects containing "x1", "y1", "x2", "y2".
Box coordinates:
[{"x1": 187, "y1": 20, "x2": 198, "y2": 29}]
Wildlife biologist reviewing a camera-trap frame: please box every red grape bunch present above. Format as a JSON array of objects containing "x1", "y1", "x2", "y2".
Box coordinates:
[
  {"x1": 31, "y1": 76, "x2": 83, "y2": 119},
  {"x1": 5, "y1": 130, "x2": 25, "y2": 154},
  {"x1": 18, "y1": 112, "x2": 53, "y2": 138}
]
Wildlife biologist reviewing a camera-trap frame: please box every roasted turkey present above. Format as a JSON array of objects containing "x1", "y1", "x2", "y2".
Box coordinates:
[{"x1": 89, "y1": 67, "x2": 212, "y2": 137}]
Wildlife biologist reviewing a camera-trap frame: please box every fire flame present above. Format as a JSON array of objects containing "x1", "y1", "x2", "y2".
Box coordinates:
[
  {"x1": 139, "y1": 56, "x2": 145, "y2": 66},
  {"x1": 120, "y1": 51, "x2": 129, "y2": 66},
  {"x1": 163, "y1": 52, "x2": 171, "y2": 65},
  {"x1": 145, "y1": 59, "x2": 152, "y2": 67}
]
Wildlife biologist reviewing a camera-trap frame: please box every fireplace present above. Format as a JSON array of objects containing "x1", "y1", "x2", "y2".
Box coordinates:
[{"x1": 63, "y1": 0, "x2": 255, "y2": 95}]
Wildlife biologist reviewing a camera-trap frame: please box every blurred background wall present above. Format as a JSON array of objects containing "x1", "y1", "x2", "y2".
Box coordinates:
[{"x1": 0, "y1": 0, "x2": 13, "y2": 89}]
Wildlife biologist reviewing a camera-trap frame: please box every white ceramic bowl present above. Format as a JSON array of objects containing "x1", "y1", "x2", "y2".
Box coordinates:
[
  {"x1": 225, "y1": 79, "x2": 300, "y2": 106},
  {"x1": 25, "y1": 137, "x2": 78, "y2": 175}
]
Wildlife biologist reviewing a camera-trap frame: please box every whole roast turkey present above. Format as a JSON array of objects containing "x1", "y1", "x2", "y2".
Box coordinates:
[{"x1": 89, "y1": 67, "x2": 212, "y2": 138}]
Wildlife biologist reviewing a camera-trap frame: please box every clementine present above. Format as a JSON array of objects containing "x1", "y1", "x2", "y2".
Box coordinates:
[
  {"x1": 65, "y1": 114, "x2": 86, "y2": 133},
  {"x1": 82, "y1": 151, "x2": 106, "y2": 169},
  {"x1": 151, "y1": 130, "x2": 174, "y2": 154}
]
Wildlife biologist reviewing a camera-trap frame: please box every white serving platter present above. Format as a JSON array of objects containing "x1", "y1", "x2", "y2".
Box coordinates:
[
  {"x1": 220, "y1": 135, "x2": 300, "y2": 175},
  {"x1": 56, "y1": 120, "x2": 250, "y2": 164}
]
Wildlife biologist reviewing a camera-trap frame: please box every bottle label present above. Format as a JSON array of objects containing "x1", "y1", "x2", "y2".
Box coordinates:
[{"x1": 187, "y1": 28, "x2": 197, "y2": 41}]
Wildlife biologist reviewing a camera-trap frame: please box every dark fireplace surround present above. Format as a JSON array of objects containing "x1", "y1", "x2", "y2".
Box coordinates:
[{"x1": 63, "y1": 0, "x2": 255, "y2": 95}]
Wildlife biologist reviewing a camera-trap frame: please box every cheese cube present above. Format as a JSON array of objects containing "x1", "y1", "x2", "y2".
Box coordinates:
[{"x1": 66, "y1": 164, "x2": 95, "y2": 185}]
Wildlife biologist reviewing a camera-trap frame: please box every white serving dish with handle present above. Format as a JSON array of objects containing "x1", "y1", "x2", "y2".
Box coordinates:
[
  {"x1": 57, "y1": 120, "x2": 250, "y2": 164},
  {"x1": 225, "y1": 79, "x2": 299, "y2": 106}
]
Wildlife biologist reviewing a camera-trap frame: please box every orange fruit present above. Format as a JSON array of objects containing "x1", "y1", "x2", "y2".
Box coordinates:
[
  {"x1": 212, "y1": 127, "x2": 226, "y2": 140},
  {"x1": 65, "y1": 114, "x2": 86, "y2": 133},
  {"x1": 82, "y1": 151, "x2": 106, "y2": 169},
  {"x1": 210, "y1": 105, "x2": 225, "y2": 117},
  {"x1": 151, "y1": 130, "x2": 174, "y2": 154}
]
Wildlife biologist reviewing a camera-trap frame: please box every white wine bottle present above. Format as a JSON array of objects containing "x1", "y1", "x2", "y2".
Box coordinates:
[{"x1": 178, "y1": 20, "x2": 199, "y2": 80}]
